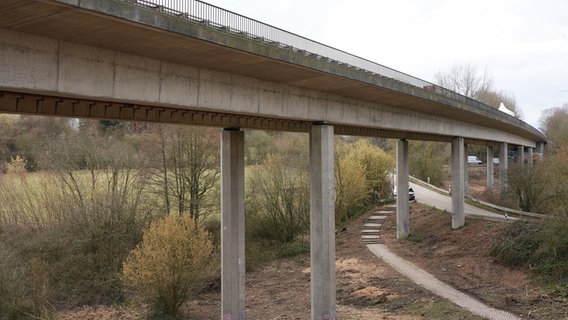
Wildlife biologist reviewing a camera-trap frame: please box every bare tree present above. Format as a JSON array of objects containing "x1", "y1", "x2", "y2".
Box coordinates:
[
  {"x1": 434, "y1": 63, "x2": 522, "y2": 118},
  {"x1": 540, "y1": 104, "x2": 568, "y2": 152},
  {"x1": 158, "y1": 126, "x2": 220, "y2": 222},
  {"x1": 434, "y1": 63, "x2": 493, "y2": 98}
]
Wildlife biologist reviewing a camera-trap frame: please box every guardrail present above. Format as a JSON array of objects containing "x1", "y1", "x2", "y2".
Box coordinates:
[
  {"x1": 126, "y1": 0, "x2": 429, "y2": 85},
  {"x1": 119, "y1": 0, "x2": 496, "y2": 111},
  {"x1": 467, "y1": 197, "x2": 545, "y2": 220},
  {"x1": 410, "y1": 176, "x2": 544, "y2": 220}
]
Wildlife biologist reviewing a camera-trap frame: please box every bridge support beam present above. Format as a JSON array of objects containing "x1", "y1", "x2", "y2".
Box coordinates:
[
  {"x1": 309, "y1": 122, "x2": 336, "y2": 320},
  {"x1": 499, "y1": 142, "x2": 508, "y2": 196},
  {"x1": 527, "y1": 147, "x2": 534, "y2": 166},
  {"x1": 487, "y1": 146, "x2": 494, "y2": 191},
  {"x1": 396, "y1": 139, "x2": 410, "y2": 238},
  {"x1": 221, "y1": 128, "x2": 245, "y2": 320},
  {"x1": 451, "y1": 137, "x2": 465, "y2": 229}
]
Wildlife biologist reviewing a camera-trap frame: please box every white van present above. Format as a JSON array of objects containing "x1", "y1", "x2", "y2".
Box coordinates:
[{"x1": 467, "y1": 156, "x2": 482, "y2": 165}]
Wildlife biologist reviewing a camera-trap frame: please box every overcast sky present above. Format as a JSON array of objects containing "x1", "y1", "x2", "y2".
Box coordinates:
[{"x1": 204, "y1": 0, "x2": 568, "y2": 130}]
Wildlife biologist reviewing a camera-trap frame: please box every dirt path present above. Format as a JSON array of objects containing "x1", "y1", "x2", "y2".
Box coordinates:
[{"x1": 367, "y1": 243, "x2": 521, "y2": 320}]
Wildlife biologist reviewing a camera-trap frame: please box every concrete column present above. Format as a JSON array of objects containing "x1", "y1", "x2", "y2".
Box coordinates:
[
  {"x1": 396, "y1": 139, "x2": 410, "y2": 238},
  {"x1": 536, "y1": 142, "x2": 545, "y2": 154},
  {"x1": 451, "y1": 137, "x2": 465, "y2": 229},
  {"x1": 221, "y1": 129, "x2": 245, "y2": 320},
  {"x1": 517, "y1": 145, "x2": 525, "y2": 165},
  {"x1": 464, "y1": 144, "x2": 469, "y2": 197},
  {"x1": 527, "y1": 148, "x2": 534, "y2": 166},
  {"x1": 486, "y1": 146, "x2": 494, "y2": 191},
  {"x1": 309, "y1": 122, "x2": 336, "y2": 320},
  {"x1": 499, "y1": 142, "x2": 508, "y2": 195}
]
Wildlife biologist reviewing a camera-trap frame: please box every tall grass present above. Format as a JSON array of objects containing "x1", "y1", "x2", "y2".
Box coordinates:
[
  {"x1": 0, "y1": 167, "x2": 157, "y2": 309},
  {"x1": 0, "y1": 172, "x2": 68, "y2": 231}
]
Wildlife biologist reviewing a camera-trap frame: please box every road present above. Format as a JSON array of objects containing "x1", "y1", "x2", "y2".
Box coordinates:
[{"x1": 409, "y1": 181, "x2": 511, "y2": 221}]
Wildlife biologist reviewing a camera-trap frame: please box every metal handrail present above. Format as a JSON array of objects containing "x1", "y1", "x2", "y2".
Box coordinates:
[
  {"x1": 124, "y1": 0, "x2": 432, "y2": 87},
  {"x1": 119, "y1": 0, "x2": 542, "y2": 137}
]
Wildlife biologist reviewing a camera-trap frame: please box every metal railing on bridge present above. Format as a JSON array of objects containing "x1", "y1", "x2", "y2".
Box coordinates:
[{"x1": 121, "y1": 0, "x2": 496, "y2": 112}]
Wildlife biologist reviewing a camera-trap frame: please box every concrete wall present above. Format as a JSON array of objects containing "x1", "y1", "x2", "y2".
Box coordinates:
[{"x1": 0, "y1": 27, "x2": 536, "y2": 147}]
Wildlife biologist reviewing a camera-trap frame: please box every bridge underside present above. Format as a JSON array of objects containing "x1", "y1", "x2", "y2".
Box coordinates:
[
  {"x1": 0, "y1": 0, "x2": 544, "y2": 147},
  {"x1": 0, "y1": 90, "x2": 465, "y2": 143}
]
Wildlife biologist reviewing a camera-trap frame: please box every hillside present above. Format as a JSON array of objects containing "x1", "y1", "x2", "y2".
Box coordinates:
[{"x1": 58, "y1": 203, "x2": 567, "y2": 319}]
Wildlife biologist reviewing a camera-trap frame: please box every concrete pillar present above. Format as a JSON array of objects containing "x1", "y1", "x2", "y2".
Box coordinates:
[
  {"x1": 517, "y1": 145, "x2": 525, "y2": 165},
  {"x1": 499, "y1": 142, "x2": 508, "y2": 195},
  {"x1": 451, "y1": 137, "x2": 465, "y2": 229},
  {"x1": 396, "y1": 139, "x2": 410, "y2": 238},
  {"x1": 536, "y1": 142, "x2": 545, "y2": 154},
  {"x1": 486, "y1": 146, "x2": 494, "y2": 191},
  {"x1": 527, "y1": 147, "x2": 534, "y2": 166},
  {"x1": 464, "y1": 144, "x2": 469, "y2": 196},
  {"x1": 309, "y1": 122, "x2": 336, "y2": 320},
  {"x1": 221, "y1": 129, "x2": 245, "y2": 320}
]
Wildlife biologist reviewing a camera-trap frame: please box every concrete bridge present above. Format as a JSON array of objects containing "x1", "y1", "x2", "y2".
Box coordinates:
[{"x1": 0, "y1": 1, "x2": 546, "y2": 319}]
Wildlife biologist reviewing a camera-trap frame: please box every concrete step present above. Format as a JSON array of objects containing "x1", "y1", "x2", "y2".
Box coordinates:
[
  {"x1": 362, "y1": 207, "x2": 391, "y2": 245},
  {"x1": 371, "y1": 210, "x2": 391, "y2": 215},
  {"x1": 361, "y1": 234, "x2": 381, "y2": 240},
  {"x1": 363, "y1": 222, "x2": 382, "y2": 228}
]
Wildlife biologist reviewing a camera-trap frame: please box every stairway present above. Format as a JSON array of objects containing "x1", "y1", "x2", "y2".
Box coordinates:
[{"x1": 361, "y1": 205, "x2": 395, "y2": 244}]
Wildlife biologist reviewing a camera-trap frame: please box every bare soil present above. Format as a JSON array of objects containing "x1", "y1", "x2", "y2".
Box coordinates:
[
  {"x1": 59, "y1": 205, "x2": 567, "y2": 320},
  {"x1": 59, "y1": 166, "x2": 568, "y2": 319}
]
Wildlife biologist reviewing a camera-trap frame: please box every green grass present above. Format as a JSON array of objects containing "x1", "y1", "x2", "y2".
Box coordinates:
[{"x1": 406, "y1": 298, "x2": 476, "y2": 319}]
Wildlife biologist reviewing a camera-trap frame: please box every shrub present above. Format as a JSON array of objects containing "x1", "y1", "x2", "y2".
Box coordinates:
[
  {"x1": 491, "y1": 217, "x2": 568, "y2": 281},
  {"x1": 246, "y1": 155, "x2": 309, "y2": 244},
  {"x1": 348, "y1": 139, "x2": 395, "y2": 201},
  {"x1": 335, "y1": 138, "x2": 394, "y2": 224},
  {"x1": 6, "y1": 155, "x2": 27, "y2": 174},
  {"x1": 335, "y1": 154, "x2": 367, "y2": 225},
  {"x1": 490, "y1": 220, "x2": 541, "y2": 266},
  {"x1": 539, "y1": 208, "x2": 568, "y2": 276},
  {"x1": 409, "y1": 141, "x2": 449, "y2": 187},
  {"x1": 122, "y1": 214, "x2": 214, "y2": 317}
]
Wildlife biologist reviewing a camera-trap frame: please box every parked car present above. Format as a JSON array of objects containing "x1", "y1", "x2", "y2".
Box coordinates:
[
  {"x1": 393, "y1": 186, "x2": 416, "y2": 201},
  {"x1": 467, "y1": 156, "x2": 482, "y2": 165},
  {"x1": 492, "y1": 157, "x2": 499, "y2": 165}
]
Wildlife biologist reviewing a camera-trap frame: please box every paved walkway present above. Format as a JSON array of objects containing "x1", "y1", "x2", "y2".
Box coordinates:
[{"x1": 361, "y1": 205, "x2": 522, "y2": 320}]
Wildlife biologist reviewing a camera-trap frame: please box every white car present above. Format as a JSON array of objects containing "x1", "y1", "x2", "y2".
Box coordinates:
[{"x1": 393, "y1": 186, "x2": 416, "y2": 201}]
